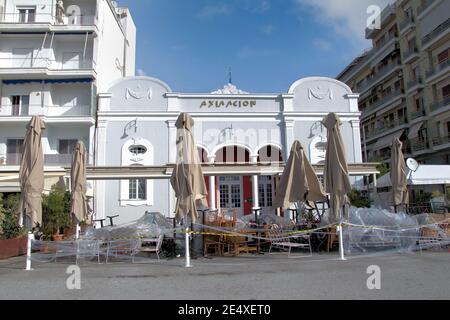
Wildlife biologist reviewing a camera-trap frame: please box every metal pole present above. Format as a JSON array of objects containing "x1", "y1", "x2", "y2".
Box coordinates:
[
  {"x1": 76, "y1": 223, "x2": 80, "y2": 240},
  {"x1": 338, "y1": 223, "x2": 346, "y2": 261},
  {"x1": 185, "y1": 227, "x2": 192, "y2": 268},
  {"x1": 25, "y1": 232, "x2": 34, "y2": 271}
]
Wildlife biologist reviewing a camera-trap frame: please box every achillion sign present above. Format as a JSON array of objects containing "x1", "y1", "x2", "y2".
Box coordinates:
[{"x1": 200, "y1": 100, "x2": 257, "y2": 109}]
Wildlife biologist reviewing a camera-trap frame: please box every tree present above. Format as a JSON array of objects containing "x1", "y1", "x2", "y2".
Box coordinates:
[{"x1": 42, "y1": 187, "x2": 71, "y2": 238}]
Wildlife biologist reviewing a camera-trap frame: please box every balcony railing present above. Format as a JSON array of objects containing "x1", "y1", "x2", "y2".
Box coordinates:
[
  {"x1": 0, "y1": 104, "x2": 93, "y2": 117},
  {"x1": 366, "y1": 118, "x2": 407, "y2": 138},
  {"x1": 432, "y1": 134, "x2": 450, "y2": 147},
  {"x1": 426, "y1": 59, "x2": 450, "y2": 79},
  {"x1": 362, "y1": 89, "x2": 404, "y2": 116},
  {"x1": 418, "y1": 0, "x2": 435, "y2": 16},
  {"x1": 407, "y1": 76, "x2": 423, "y2": 90},
  {"x1": 399, "y1": 15, "x2": 415, "y2": 32},
  {"x1": 356, "y1": 61, "x2": 401, "y2": 93},
  {"x1": 0, "y1": 58, "x2": 95, "y2": 70},
  {"x1": 409, "y1": 108, "x2": 426, "y2": 120},
  {"x1": 409, "y1": 137, "x2": 429, "y2": 152},
  {"x1": 430, "y1": 97, "x2": 450, "y2": 112},
  {"x1": 422, "y1": 18, "x2": 450, "y2": 47},
  {"x1": 4, "y1": 153, "x2": 93, "y2": 166},
  {"x1": 0, "y1": 13, "x2": 96, "y2": 26},
  {"x1": 403, "y1": 47, "x2": 419, "y2": 61}
]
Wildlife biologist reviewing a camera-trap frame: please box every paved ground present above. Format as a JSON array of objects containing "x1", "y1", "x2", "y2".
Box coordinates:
[{"x1": 0, "y1": 251, "x2": 449, "y2": 300}]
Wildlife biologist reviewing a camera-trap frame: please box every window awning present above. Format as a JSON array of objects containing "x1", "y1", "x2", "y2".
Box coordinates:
[
  {"x1": 3, "y1": 78, "x2": 94, "y2": 85},
  {"x1": 407, "y1": 122, "x2": 424, "y2": 139},
  {"x1": 372, "y1": 130, "x2": 404, "y2": 150}
]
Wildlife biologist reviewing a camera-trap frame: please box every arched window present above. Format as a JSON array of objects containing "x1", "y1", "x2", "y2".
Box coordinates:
[{"x1": 120, "y1": 138, "x2": 153, "y2": 207}]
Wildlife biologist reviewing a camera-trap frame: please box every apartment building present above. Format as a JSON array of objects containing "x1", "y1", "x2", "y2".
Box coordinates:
[
  {"x1": 0, "y1": 0, "x2": 136, "y2": 174},
  {"x1": 337, "y1": 0, "x2": 450, "y2": 166}
]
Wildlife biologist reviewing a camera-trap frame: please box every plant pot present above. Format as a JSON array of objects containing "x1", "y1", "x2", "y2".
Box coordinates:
[
  {"x1": 63, "y1": 226, "x2": 76, "y2": 238},
  {"x1": 0, "y1": 236, "x2": 28, "y2": 260},
  {"x1": 52, "y1": 234, "x2": 64, "y2": 241}
]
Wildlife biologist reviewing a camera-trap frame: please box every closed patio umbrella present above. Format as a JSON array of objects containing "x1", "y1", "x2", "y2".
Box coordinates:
[
  {"x1": 71, "y1": 141, "x2": 88, "y2": 223},
  {"x1": 322, "y1": 113, "x2": 352, "y2": 224},
  {"x1": 390, "y1": 137, "x2": 409, "y2": 212},
  {"x1": 19, "y1": 116, "x2": 46, "y2": 229},
  {"x1": 273, "y1": 140, "x2": 327, "y2": 210},
  {"x1": 170, "y1": 113, "x2": 208, "y2": 224}
]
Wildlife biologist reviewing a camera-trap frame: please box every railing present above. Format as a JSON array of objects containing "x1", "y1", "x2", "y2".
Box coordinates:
[
  {"x1": 0, "y1": 104, "x2": 92, "y2": 117},
  {"x1": 403, "y1": 46, "x2": 419, "y2": 61},
  {"x1": 417, "y1": 0, "x2": 435, "y2": 16},
  {"x1": 362, "y1": 89, "x2": 404, "y2": 116},
  {"x1": 0, "y1": 13, "x2": 96, "y2": 26},
  {"x1": 366, "y1": 118, "x2": 407, "y2": 138},
  {"x1": 426, "y1": 59, "x2": 450, "y2": 79},
  {"x1": 430, "y1": 97, "x2": 450, "y2": 112},
  {"x1": 399, "y1": 15, "x2": 415, "y2": 31},
  {"x1": 407, "y1": 76, "x2": 423, "y2": 90},
  {"x1": 409, "y1": 108, "x2": 426, "y2": 120},
  {"x1": 422, "y1": 18, "x2": 450, "y2": 47},
  {"x1": 0, "y1": 58, "x2": 95, "y2": 70},
  {"x1": 431, "y1": 134, "x2": 450, "y2": 147},
  {"x1": 409, "y1": 137, "x2": 429, "y2": 152},
  {"x1": 356, "y1": 61, "x2": 401, "y2": 93},
  {"x1": 4, "y1": 153, "x2": 94, "y2": 166}
]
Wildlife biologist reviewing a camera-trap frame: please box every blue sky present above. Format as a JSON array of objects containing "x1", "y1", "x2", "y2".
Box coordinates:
[{"x1": 118, "y1": 0, "x2": 391, "y2": 93}]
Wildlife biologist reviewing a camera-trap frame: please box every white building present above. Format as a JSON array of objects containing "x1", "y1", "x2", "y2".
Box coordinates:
[
  {"x1": 0, "y1": 0, "x2": 135, "y2": 175},
  {"x1": 95, "y1": 76, "x2": 363, "y2": 225}
]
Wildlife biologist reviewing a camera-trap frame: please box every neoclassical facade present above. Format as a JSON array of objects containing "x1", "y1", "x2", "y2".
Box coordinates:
[{"x1": 95, "y1": 76, "x2": 362, "y2": 224}]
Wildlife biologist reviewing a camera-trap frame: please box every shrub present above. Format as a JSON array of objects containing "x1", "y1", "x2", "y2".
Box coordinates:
[
  {"x1": 0, "y1": 193, "x2": 25, "y2": 240},
  {"x1": 42, "y1": 187, "x2": 71, "y2": 237},
  {"x1": 348, "y1": 189, "x2": 371, "y2": 208}
]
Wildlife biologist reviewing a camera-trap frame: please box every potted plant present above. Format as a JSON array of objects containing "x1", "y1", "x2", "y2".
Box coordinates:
[
  {"x1": 42, "y1": 187, "x2": 71, "y2": 241},
  {"x1": 0, "y1": 193, "x2": 28, "y2": 260}
]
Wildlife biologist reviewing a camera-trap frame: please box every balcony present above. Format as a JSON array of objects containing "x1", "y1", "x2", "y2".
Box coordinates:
[
  {"x1": 356, "y1": 61, "x2": 402, "y2": 94},
  {"x1": 365, "y1": 4, "x2": 396, "y2": 39},
  {"x1": 399, "y1": 16, "x2": 415, "y2": 35},
  {"x1": 4, "y1": 153, "x2": 93, "y2": 166},
  {"x1": 409, "y1": 108, "x2": 426, "y2": 121},
  {"x1": 418, "y1": 0, "x2": 442, "y2": 19},
  {"x1": 366, "y1": 118, "x2": 407, "y2": 139},
  {"x1": 430, "y1": 97, "x2": 450, "y2": 114},
  {"x1": 431, "y1": 134, "x2": 450, "y2": 147},
  {"x1": 0, "y1": 13, "x2": 96, "y2": 25},
  {"x1": 361, "y1": 89, "x2": 404, "y2": 119},
  {"x1": 422, "y1": 18, "x2": 450, "y2": 49},
  {"x1": 0, "y1": 104, "x2": 94, "y2": 118},
  {"x1": 426, "y1": 59, "x2": 450, "y2": 83},
  {"x1": 402, "y1": 46, "x2": 420, "y2": 64},
  {"x1": 406, "y1": 76, "x2": 424, "y2": 94},
  {"x1": 408, "y1": 137, "x2": 429, "y2": 152}
]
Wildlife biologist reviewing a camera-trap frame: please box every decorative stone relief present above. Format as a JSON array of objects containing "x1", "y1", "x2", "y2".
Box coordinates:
[
  {"x1": 308, "y1": 87, "x2": 333, "y2": 100},
  {"x1": 126, "y1": 85, "x2": 153, "y2": 100},
  {"x1": 211, "y1": 83, "x2": 249, "y2": 94}
]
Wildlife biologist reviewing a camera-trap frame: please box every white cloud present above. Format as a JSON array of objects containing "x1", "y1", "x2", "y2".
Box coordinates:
[
  {"x1": 238, "y1": 0, "x2": 271, "y2": 13},
  {"x1": 237, "y1": 46, "x2": 279, "y2": 59},
  {"x1": 137, "y1": 69, "x2": 147, "y2": 76},
  {"x1": 296, "y1": 0, "x2": 394, "y2": 48},
  {"x1": 313, "y1": 39, "x2": 332, "y2": 51},
  {"x1": 198, "y1": 3, "x2": 232, "y2": 19}
]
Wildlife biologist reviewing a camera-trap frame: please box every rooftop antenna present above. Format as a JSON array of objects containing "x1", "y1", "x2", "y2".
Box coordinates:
[{"x1": 228, "y1": 67, "x2": 232, "y2": 84}]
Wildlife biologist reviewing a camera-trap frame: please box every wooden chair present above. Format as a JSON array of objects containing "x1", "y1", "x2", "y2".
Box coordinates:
[
  {"x1": 326, "y1": 226, "x2": 339, "y2": 252},
  {"x1": 203, "y1": 211, "x2": 221, "y2": 256}
]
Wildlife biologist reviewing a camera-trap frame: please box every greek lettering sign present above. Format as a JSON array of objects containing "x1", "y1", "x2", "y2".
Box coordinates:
[{"x1": 200, "y1": 100, "x2": 256, "y2": 109}]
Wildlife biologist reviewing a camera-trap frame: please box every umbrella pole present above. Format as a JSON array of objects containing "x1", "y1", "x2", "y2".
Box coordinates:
[
  {"x1": 338, "y1": 206, "x2": 346, "y2": 261},
  {"x1": 25, "y1": 232, "x2": 34, "y2": 271},
  {"x1": 76, "y1": 224, "x2": 80, "y2": 240},
  {"x1": 185, "y1": 226, "x2": 192, "y2": 268}
]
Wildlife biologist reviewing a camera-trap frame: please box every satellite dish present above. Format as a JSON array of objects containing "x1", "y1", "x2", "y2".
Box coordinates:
[{"x1": 406, "y1": 158, "x2": 419, "y2": 172}]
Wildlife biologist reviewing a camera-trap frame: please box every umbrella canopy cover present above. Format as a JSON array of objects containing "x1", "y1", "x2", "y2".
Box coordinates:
[
  {"x1": 71, "y1": 141, "x2": 88, "y2": 223},
  {"x1": 19, "y1": 116, "x2": 46, "y2": 228},
  {"x1": 170, "y1": 113, "x2": 208, "y2": 223},
  {"x1": 322, "y1": 113, "x2": 352, "y2": 223},
  {"x1": 273, "y1": 140, "x2": 326, "y2": 209},
  {"x1": 390, "y1": 138, "x2": 409, "y2": 206}
]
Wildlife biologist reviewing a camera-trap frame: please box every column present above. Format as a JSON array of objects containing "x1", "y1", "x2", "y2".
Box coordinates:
[
  {"x1": 284, "y1": 120, "x2": 295, "y2": 161},
  {"x1": 350, "y1": 120, "x2": 363, "y2": 163},
  {"x1": 250, "y1": 155, "x2": 260, "y2": 211},
  {"x1": 94, "y1": 120, "x2": 107, "y2": 224},
  {"x1": 207, "y1": 155, "x2": 216, "y2": 211},
  {"x1": 167, "y1": 120, "x2": 177, "y2": 218}
]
